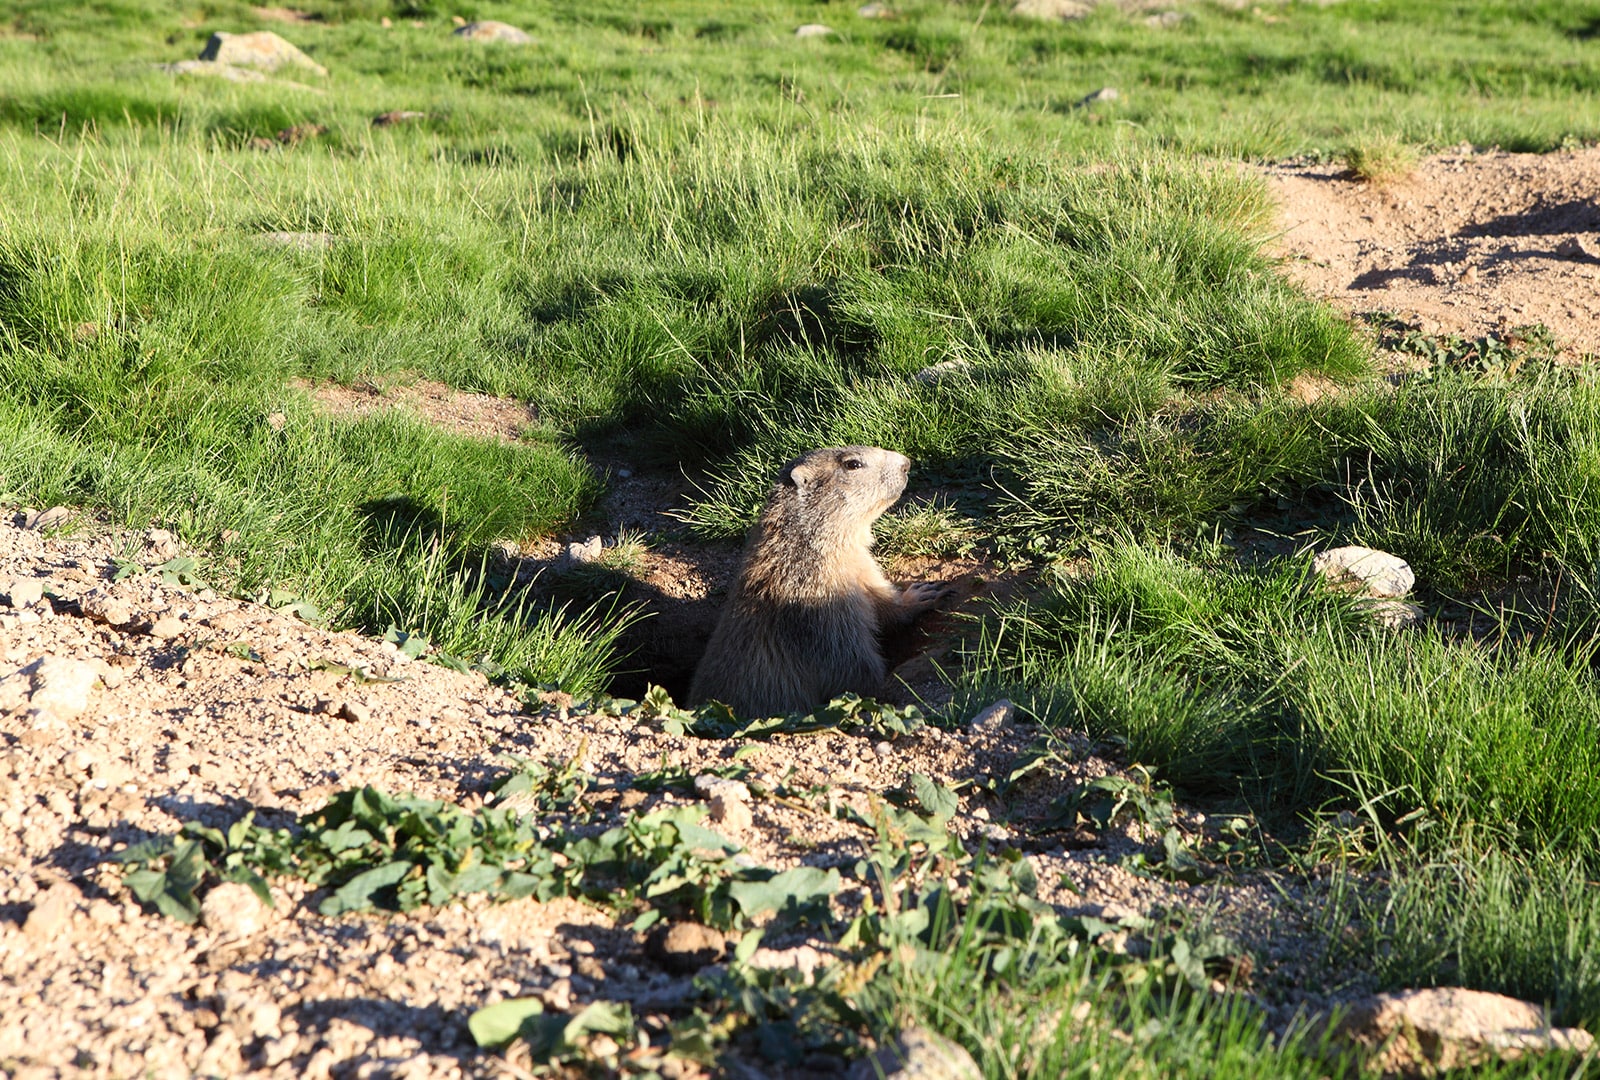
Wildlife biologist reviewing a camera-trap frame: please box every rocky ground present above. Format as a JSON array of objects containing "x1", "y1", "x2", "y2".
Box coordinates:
[{"x1": 0, "y1": 510, "x2": 1332, "y2": 1079}]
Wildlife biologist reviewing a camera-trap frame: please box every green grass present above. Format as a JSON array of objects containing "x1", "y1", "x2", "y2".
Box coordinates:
[{"x1": 962, "y1": 543, "x2": 1600, "y2": 852}]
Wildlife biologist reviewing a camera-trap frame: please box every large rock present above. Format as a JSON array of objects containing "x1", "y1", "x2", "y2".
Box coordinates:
[
  {"x1": 198, "y1": 31, "x2": 327, "y2": 75},
  {"x1": 848, "y1": 1027, "x2": 982, "y2": 1080},
  {"x1": 453, "y1": 21, "x2": 533, "y2": 44},
  {"x1": 1323, "y1": 988, "x2": 1594, "y2": 1075},
  {"x1": 1312, "y1": 546, "x2": 1415, "y2": 598},
  {"x1": 1012, "y1": 0, "x2": 1095, "y2": 20}
]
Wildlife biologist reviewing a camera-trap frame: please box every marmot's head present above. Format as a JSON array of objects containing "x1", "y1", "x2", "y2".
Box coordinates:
[{"x1": 773, "y1": 445, "x2": 911, "y2": 540}]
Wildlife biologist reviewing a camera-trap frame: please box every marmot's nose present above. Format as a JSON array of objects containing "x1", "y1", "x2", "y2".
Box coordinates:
[{"x1": 898, "y1": 457, "x2": 911, "y2": 473}]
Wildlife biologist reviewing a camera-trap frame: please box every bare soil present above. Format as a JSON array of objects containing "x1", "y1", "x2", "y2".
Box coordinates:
[
  {"x1": 1267, "y1": 147, "x2": 1600, "y2": 359},
  {"x1": 0, "y1": 511, "x2": 1334, "y2": 1079}
]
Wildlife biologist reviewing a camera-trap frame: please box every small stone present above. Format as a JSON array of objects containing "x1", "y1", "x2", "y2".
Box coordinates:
[
  {"x1": 795, "y1": 23, "x2": 834, "y2": 37},
  {"x1": 23, "y1": 881, "x2": 79, "y2": 942},
  {"x1": 646, "y1": 922, "x2": 726, "y2": 974},
  {"x1": 26, "y1": 656, "x2": 101, "y2": 723},
  {"x1": 1312, "y1": 546, "x2": 1415, "y2": 598},
  {"x1": 969, "y1": 699, "x2": 1015, "y2": 729},
  {"x1": 79, "y1": 591, "x2": 133, "y2": 626},
  {"x1": 914, "y1": 358, "x2": 973, "y2": 385},
  {"x1": 453, "y1": 20, "x2": 533, "y2": 43},
  {"x1": 848, "y1": 1027, "x2": 982, "y2": 1080},
  {"x1": 145, "y1": 527, "x2": 179, "y2": 559},
  {"x1": 373, "y1": 110, "x2": 426, "y2": 127},
  {"x1": 201, "y1": 881, "x2": 269, "y2": 940},
  {"x1": 340, "y1": 701, "x2": 371, "y2": 724},
  {"x1": 6, "y1": 578, "x2": 44, "y2": 608},
  {"x1": 873, "y1": 740, "x2": 892, "y2": 758},
  {"x1": 708, "y1": 794, "x2": 754, "y2": 833},
  {"x1": 25, "y1": 506, "x2": 73, "y2": 531},
  {"x1": 1074, "y1": 86, "x2": 1120, "y2": 108},
  {"x1": 1556, "y1": 235, "x2": 1599, "y2": 261},
  {"x1": 380, "y1": 16, "x2": 392, "y2": 28},
  {"x1": 693, "y1": 775, "x2": 750, "y2": 803},
  {"x1": 565, "y1": 536, "x2": 603, "y2": 564},
  {"x1": 149, "y1": 616, "x2": 185, "y2": 640},
  {"x1": 1143, "y1": 11, "x2": 1187, "y2": 27},
  {"x1": 1011, "y1": 0, "x2": 1093, "y2": 21},
  {"x1": 197, "y1": 30, "x2": 328, "y2": 76},
  {"x1": 260, "y1": 1033, "x2": 300, "y2": 1067},
  {"x1": 747, "y1": 944, "x2": 832, "y2": 983},
  {"x1": 858, "y1": 2, "x2": 895, "y2": 16}
]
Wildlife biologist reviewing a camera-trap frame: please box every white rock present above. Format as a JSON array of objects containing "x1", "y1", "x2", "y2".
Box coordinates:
[
  {"x1": 858, "y1": 3, "x2": 895, "y2": 17},
  {"x1": 708, "y1": 794, "x2": 754, "y2": 833},
  {"x1": 1312, "y1": 545, "x2": 1415, "y2": 598},
  {"x1": 1075, "y1": 86, "x2": 1121, "y2": 107},
  {"x1": 198, "y1": 30, "x2": 328, "y2": 75},
  {"x1": 202, "y1": 882, "x2": 269, "y2": 940},
  {"x1": 694, "y1": 775, "x2": 750, "y2": 803},
  {"x1": 26, "y1": 656, "x2": 101, "y2": 723},
  {"x1": 6, "y1": 578, "x2": 44, "y2": 608},
  {"x1": 1012, "y1": 0, "x2": 1094, "y2": 21},
  {"x1": 969, "y1": 699, "x2": 1015, "y2": 729},
  {"x1": 1322, "y1": 988, "x2": 1595, "y2": 1074},
  {"x1": 28, "y1": 506, "x2": 74, "y2": 531},
  {"x1": 795, "y1": 23, "x2": 835, "y2": 37},
  {"x1": 848, "y1": 1027, "x2": 983, "y2": 1080},
  {"x1": 22, "y1": 881, "x2": 79, "y2": 942},
  {"x1": 148, "y1": 616, "x2": 185, "y2": 640},
  {"x1": 453, "y1": 20, "x2": 533, "y2": 44},
  {"x1": 565, "y1": 535, "x2": 603, "y2": 563},
  {"x1": 747, "y1": 944, "x2": 833, "y2": 983},
  {"x1": 914, "y1": 358, "x2": 973, "y2": 384}
]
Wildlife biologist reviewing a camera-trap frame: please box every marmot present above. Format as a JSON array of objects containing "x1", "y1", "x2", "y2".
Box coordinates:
[{"x1": 688, "y1": 445, "x2": 946, "y2": 717}]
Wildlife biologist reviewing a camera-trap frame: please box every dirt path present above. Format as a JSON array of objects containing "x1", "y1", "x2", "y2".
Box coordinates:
[{"x1": 1267, "y1": 147, "x2": 1600, "y2": 359}]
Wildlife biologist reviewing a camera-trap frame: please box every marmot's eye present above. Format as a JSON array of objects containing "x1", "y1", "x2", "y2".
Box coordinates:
[{"x1": 842, "y1": 458, "x2": 865, "y2": 470}]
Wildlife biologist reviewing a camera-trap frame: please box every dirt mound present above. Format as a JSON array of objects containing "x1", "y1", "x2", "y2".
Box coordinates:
[{"x1": 1267, "y1": 148, "x2": 1600, "y2": 358}]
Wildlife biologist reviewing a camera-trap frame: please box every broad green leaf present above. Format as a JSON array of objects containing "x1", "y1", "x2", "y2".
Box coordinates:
[
  {"x1": 319, "y1": 860, "x2": 414, "y2": 915},
  {"x1": 728, "y1": 866, "x2": 840, "y2": 920},
  {"x1": 468, "y1": 997, "x2": 546, "y2": 1049},
  {"x1": 910, "y1": 774, "x2": 959, "y2": 820}
]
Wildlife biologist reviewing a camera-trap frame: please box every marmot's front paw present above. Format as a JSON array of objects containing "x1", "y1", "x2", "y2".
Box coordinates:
[{"x1": 900, "y1": 581, "x2": 950, "y2": 611}]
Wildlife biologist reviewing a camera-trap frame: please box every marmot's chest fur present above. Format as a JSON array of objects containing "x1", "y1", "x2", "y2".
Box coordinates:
[{"x1": 688, "y1": 446, "x2": 943, "y2": 717}]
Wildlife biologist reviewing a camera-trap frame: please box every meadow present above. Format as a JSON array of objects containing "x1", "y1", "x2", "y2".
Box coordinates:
[{"x1": 4, "y1": 0, "x2": 1600, "y2": 1073}]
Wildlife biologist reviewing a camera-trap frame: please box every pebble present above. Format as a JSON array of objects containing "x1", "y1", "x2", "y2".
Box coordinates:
[
  {"x1": 201, "y1": 882, "x2": 269, "y2": 940},
  {"x1": 795, "y1": 23, "x2": 834, "y2": 37},
  {"x1": 453, "y1": 20, "x2": 533, "y2": 44},
  {"x1": 340, "y1": 701, "x2": 372, "y2": 724},
  {"x1": 148, "y1": 616, "x2": 185, "y2": 640},
  {"x1": 645, "y1": 922, "x2": 726, "y2": 974},
  {"x1": 708, "y1": 794, "x2": 753, "y2": 833},
  {"x1": 6, "y1": 578, "x2": 44, "y2": 607},
  {"x1": 848, "y1": 1026, "x2": 982, "y2": 1080},
  {"x1": 22, "y1": 882, "x2": 78, "y2": 942}
]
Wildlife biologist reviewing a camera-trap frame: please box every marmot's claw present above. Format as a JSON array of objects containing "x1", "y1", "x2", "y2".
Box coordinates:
[{"x1": 902, "y1": 581, "x2": 949, "y2": 608}]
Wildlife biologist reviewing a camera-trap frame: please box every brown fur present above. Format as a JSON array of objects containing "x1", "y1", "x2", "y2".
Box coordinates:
[{"x1": 688, "y1": 446, "x2": 945, "y2": 717}]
